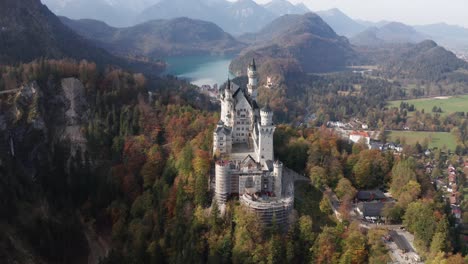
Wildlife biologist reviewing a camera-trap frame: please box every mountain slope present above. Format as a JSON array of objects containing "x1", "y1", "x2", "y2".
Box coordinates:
[
  {"x1": 41, "y1": 0, "x2": 153, "y2": 27},
  {"x1": 0, "y1": 0, "x2": 121, "y2": 65},
  {"x1": 351, "y1": 22, "x2": 428, "y2": 46},
  {"x1": 263, "y1": 0, "x2": 310, "y2": 16},
  {"x1": 231, "y1": 13, "x2": 357, "y2": 75},
  {"x1": 60, "y1": 17, "x2": 245, "y2": 58},
  {"x1": 316, "y1": 8, "x2": 366, "y2": 37}
]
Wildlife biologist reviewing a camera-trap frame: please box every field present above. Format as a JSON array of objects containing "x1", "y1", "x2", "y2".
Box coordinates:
[
  {"x1": 388, "y1": 94, "x2": 468, "y2": 115},
  {"x1": 387, "y1": 131, "x2": 458, "y2": 150}
]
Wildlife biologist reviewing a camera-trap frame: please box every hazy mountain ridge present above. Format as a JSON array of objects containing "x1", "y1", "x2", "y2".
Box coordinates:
[
  {"x1": 60, "y1": 16, "x2": 245, "y2": 58},
  {"x1": 351, "y1": 22, "x2": 428, "y2": 46}
]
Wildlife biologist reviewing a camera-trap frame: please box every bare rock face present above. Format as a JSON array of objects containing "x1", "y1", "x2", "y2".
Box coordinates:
[{"x1": 60, "y1": 78, "x2": 89, "y2": 147}]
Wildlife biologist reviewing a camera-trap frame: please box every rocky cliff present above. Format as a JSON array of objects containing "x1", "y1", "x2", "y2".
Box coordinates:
[{"x1": 0, "y1": 78, "x2": 93, "y2": 264}]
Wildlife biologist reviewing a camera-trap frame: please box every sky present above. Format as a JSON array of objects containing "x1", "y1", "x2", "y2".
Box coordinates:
[{"x1": 254, "y1": 0, "x2": 468, "y2": 28}]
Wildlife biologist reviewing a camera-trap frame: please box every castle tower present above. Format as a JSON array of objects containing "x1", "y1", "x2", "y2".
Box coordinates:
[
  {"x1": 257, "y1": 105, "x2": 275, "y2": 164},
  {"x1": 247, "y1": 59, "x2": 258, "y2": 100},
  {"x1": 215, "y1": 161, "x2": 230, "y2": 204},
  {"x1": 273, "y1": 161, "x2": 283, "y2": 198}
]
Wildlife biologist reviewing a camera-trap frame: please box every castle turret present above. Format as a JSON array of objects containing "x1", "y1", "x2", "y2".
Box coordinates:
[
  {"x1": 257, "y1": 105, "x2": 275, "y2": 164},
  {"x1": 273, "y1": 161, "x2": 283, "y2": 198},
  {"x1": 260, "y1": 105, "x2": 273, "y2": 126},
  {"x1": 247, "y1": 59, "x2": 258, "y2": 100},
  {"x1": 221, "y1": 79, "x2": 234, "y2": 126},
  {"x1": 213, "y1": 120, "x2": 232, "y2": 155}
]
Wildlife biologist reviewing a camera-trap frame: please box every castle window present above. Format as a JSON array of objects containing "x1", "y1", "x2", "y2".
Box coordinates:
[
  {"x1": 237, "y1": 121, "x2": 240, "y2": 124},
  {"x1": 219, "y1": 137, "x2": 223, "y2": 140}
]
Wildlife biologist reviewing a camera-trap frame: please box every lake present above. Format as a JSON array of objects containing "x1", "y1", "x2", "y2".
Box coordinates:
[{"x1": 164, "y1": 55, "x2": 235, "y2": 87}]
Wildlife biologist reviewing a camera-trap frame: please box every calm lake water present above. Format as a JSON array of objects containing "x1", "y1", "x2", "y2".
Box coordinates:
[{"x1": 164, "y1": 55, "x2": 235, "y2": 87}]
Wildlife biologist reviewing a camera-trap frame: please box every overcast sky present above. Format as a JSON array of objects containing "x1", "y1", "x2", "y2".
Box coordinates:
[{"x1": 254, "y1": 0, "x2": 468, "y2": 27}]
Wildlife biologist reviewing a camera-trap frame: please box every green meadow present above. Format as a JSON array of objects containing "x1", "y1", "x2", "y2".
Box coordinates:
[
  {"x1": 388, "y1": 94, "x2": 468, "y2": 116},
  {"x1": 387, "y1": 131, "x2": 458, "y2": 150}
]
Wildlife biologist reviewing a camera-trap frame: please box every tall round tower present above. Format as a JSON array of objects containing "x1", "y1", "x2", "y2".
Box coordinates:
[
  {"x1": 215, "y1": 160, "x2": 231, "y2": 204},
  {"x1": 273, "y1": 161, "x2": 283, "y2": 198}
]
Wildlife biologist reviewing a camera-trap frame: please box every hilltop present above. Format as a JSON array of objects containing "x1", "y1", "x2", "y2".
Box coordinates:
[{"x1": 231, "y1": 13, "x2": 357, "y2": 76}]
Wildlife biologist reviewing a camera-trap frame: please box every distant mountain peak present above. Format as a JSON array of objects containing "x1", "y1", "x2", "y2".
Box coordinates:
[
  {"x1": 263, "y1": 0, "x2": 309, "y2": 16},
  {"x1": 316, "y1": 8, "x2": 365, "y2": 37}
]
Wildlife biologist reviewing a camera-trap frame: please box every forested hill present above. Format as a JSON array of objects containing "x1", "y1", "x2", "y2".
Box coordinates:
[
  {"x1": 60, "y1": 17, "x2": 246, "y2": 59},
  {"x1": 230, "y1": 13, "x2": 358, "y2": 77},
  {"x1": 379, "y1": 40, "x2": 468, "y2": 81}
]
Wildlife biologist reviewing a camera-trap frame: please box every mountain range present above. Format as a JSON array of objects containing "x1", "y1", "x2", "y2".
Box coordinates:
[
  {"x1": 43, "y1": 0, "x2": 309, "y2": 35},
  {"x1": 314, "y1": 8, "x2": 468, "y2": 52},
  {"x1": 41, "y1": 0, "x2": 468, "y2": 52},
  {"x1": 60, "y1": 17, "x2": 245, "y2": 58}
]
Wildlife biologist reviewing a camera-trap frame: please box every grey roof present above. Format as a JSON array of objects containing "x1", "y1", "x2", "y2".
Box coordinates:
[
  {"x1": 357, "y1": 190, "x2": 386, "y2": 201},
  {"x1": 215, "y1": 125, "x2": 231, "y2": 135},
  {"x1": 357, "y1": 202, "x2": 386, "y2": 217}
]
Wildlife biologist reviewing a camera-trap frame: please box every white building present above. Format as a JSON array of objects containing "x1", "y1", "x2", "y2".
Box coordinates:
[
  {"x1": 213, "y1": 59, "x2": 293, "y2": 226},
  {"x1": 349, "y1": 131, "x2": 371, "y2": 148}
]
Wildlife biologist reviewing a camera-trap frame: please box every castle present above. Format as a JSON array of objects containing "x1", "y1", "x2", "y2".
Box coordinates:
[{"x1": 213, "y1": 59, "x2": 293, "y2": 226}]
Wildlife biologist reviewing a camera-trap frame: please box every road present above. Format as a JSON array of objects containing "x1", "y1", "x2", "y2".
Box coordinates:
[{"x1": 0, "y1": 88, "x2": 21, "y2": 95}]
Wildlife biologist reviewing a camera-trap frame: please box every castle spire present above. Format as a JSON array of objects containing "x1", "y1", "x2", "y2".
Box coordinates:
[{"x1": 249, "y1": 58, "x2": 257, "y2": 71}]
